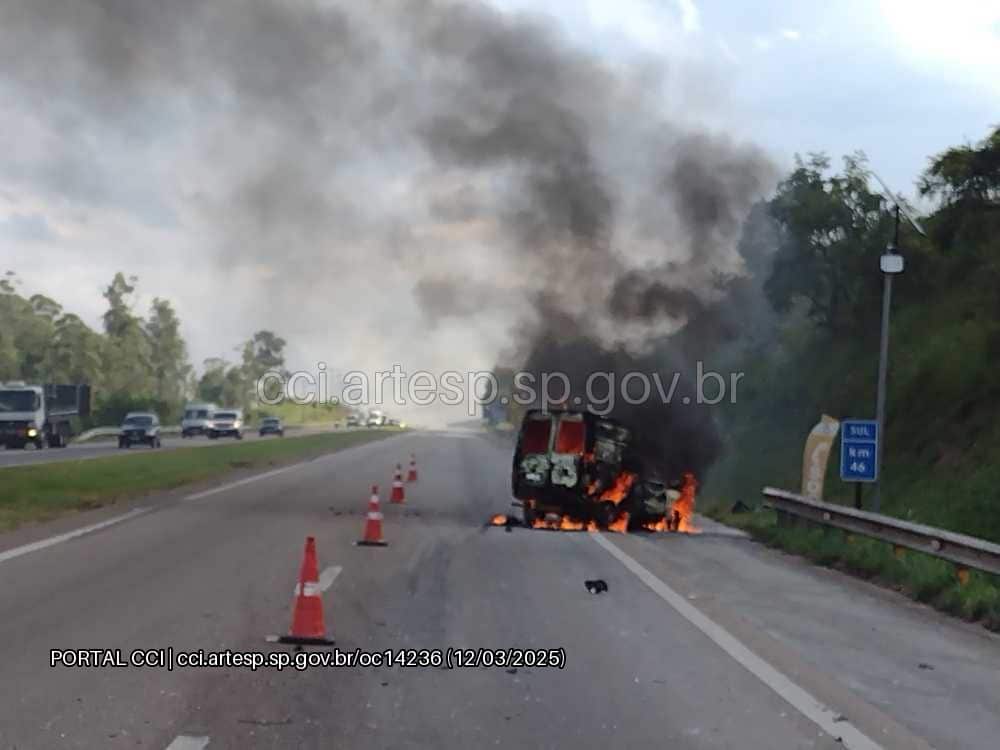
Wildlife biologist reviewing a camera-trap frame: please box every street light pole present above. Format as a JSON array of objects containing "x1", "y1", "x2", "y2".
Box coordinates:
[
  {"x1": 867, "y1": 171, "x2": 926, "y2": 514},
  {"x1": 873, "y1": 205, "x2": 900, "y2": 513}
]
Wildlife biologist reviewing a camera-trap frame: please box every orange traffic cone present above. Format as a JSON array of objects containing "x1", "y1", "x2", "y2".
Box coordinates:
[
  {"x1": 356, "y1": 485, "x2": 388, "y2": 546},
  {"x1": 278, "y1": 537, "x2": 335, "y2": 645},
  {"x1": 406, "y1": 454, "x2": 418, "y2": 482},
  {"x1": 390, "y1": 465, "x2": 406, "y2": 504}
]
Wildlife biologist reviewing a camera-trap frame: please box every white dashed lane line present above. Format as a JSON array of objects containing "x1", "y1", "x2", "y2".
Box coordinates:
[{"x1": 164, "y1": 735, "x2": 210, "y2": 750}]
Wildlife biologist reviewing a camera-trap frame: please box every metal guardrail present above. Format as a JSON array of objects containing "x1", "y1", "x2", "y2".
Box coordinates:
[{"x1": 762, "y1": 487, "x2": 1000, "y2": 578}]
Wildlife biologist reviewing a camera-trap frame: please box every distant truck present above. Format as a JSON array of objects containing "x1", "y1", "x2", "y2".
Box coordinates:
[
  {"x1": 367, "y1": 409, "x2": 386, "y2": 428},
  {"x1": 0, "y1": 381, "x2": 91, "y2": 450}
]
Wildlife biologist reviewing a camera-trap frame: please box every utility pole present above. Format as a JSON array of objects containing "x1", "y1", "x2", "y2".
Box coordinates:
[
  {"x1": 869, "y1": 173, "x2": 926, "y2": 513},
  {"x1": 873, "y1": 205, "x2": 900, "y2": 513}
]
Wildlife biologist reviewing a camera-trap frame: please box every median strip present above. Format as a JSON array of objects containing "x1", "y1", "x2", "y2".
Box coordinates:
[{"x1": 0, "y1": 430, "x2": 394, "y2": 532}]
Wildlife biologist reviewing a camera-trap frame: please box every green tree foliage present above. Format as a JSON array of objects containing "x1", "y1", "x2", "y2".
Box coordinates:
[
  {"x1": 146, "y1": 298, "x2": 192, "y2": 419},
  {"x1": 242, "y1": 330, "x2": 288, "y2": 382},
  {"x1": 0, "y1": 271, "x2": 289, "y2": 425},
  {"x1": 763, "y1": 153, "x2": 894, "y2": 335},
  {"x1": 713, "y1": 124, "x2": 1000, "y2": 545},
  {"x1": 919, "y1": 125, "x2": 1000, "y2": 263},
  {"x1": 196, "y1": 358, "x2": 227, "y2": 403},
  {"x1": 100, "y1": 272, "x2": 154, "y2": 398}
]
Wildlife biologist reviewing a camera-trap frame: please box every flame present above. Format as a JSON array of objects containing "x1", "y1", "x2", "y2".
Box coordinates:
[
  {"x1": 530, "y1": 515, "x2": 598, "y2": 532},
  {"x1": 642, "y1": 517, "x2": 669, "y2": 533},
  {"x1": 672, "y1": 472, "x2": 700, "y2": 534},
  {"x1": 607, "y1": 512, "x2": 629, "y2": 533},
  {"x1": 490, "y1": 514, "x2": 508, "y2": 526},
  {"x1": 599, "y1": 471, "x2": 636, "y2": 505}
]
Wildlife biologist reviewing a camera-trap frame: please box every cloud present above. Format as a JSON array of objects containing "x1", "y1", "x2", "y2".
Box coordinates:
[
  {"x1": 878, "y1": 0, "x2": 1000, "y2": 95},
  {"x1": 0, "y1": 211, "x2": 56, "y2": 243}
]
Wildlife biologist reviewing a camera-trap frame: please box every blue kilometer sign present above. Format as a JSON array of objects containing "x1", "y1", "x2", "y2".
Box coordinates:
[{"x1": 840, "y1": 419, "x2": 879, "y2": 482}]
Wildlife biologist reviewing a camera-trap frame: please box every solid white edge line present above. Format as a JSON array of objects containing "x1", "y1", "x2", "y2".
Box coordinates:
[
  {"x1": 591, "y1": 532, "x2": 885, "y2": 750},
  {"x1": 0, "y1": 508, "x2": 150, "y2": 565},
  {"x1": 164, "y1": 735, "x2": 210, "y2": 750},
  {"x1": 184, "y1": 465, "x2": 297, "y2": 501}
]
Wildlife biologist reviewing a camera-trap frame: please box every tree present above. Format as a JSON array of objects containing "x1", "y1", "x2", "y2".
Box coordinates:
[
  {"x1": 242, "y1": 330, "x2": 288, "y2": 383},
  {"x1": 919, "y1": 125, "x2": 1000, "y2": 253},
  {"x1": 146, "y1": 298, "x2": 192, "y2": 417},
  {"x1": 46, "y1": 313, "x2": 103, "y2": 385},
  {"x1": 100, "y1": 272, "x2": 153, "y2": 397},
  {"x1": 764, "y1": 153, "x2": 894, "y2": 334},
  {"x1": 198, "y1": 358, "x2": 229, "y2": 404}
]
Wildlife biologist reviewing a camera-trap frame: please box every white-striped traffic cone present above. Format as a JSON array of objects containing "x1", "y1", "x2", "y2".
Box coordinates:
[{"x1": 357, "y1": 485, "x2": 388, "y2": 546}]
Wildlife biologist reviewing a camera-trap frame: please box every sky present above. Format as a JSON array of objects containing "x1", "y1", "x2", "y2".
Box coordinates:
[{"x1": 0, "y1": 0, "x2": 997, "y2": 421}]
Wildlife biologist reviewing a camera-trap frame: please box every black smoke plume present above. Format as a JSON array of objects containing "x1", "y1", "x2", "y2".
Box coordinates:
[{"x1": 0, "y1": 0, "x2": 778, "y2": 474}]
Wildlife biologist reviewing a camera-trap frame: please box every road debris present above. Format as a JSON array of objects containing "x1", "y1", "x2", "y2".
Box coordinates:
[{"x1": 585, "y1": 579, "x2": 608, "y2": 594}]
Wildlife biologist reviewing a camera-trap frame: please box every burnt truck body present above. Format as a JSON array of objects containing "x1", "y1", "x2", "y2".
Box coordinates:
[{"x1": 511, "y1": 409, "x2": 679, "y2": 528}]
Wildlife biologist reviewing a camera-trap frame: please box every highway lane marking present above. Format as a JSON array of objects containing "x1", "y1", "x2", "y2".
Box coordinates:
[
  {"x1": 592, "y1": 533, "x2": 885, "y2": 750},
  {"x1": 184, "y1": 465, "x2": 300, "y2": 500},
  {"x1": 164, "y1": 736, "x2": 210, "y2": 750},
  {"x1": 0, "y1": 508, "x2": 151, "y2": 566},
  {"x1": 295, "y1": 565, "x2": 342, "y2": 596}
]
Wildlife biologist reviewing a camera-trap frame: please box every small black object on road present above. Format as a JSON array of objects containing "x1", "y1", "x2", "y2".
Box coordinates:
[{"x1": 585, "y1": 579, "x2": 608, "y2": 594}]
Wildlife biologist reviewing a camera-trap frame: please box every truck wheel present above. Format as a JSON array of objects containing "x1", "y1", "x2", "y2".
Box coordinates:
[{"x1": 597, "y1": 502, "x2": 619, "y2": 529}]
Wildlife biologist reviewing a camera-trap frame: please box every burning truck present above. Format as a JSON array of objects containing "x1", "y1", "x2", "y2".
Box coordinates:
[{"x1": 509, "y1": 408, "x2": 698, "y2": 532}]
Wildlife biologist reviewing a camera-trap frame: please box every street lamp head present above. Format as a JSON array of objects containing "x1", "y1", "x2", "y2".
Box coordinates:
[{"x1": 880, "y1": 254, "x2": 904, "y2": 274}]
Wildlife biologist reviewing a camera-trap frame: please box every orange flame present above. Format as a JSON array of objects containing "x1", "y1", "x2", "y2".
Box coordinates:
[
  {"x1": 599, "y1": 471, "x2": 636, "y2": 505},
  {"x1": 490, "y1": 514, "x2": 508, "y2": 526},
  {"x1": 672, "y1": 472, "x2": 700, "y2": 534},
  {"x1": 642, "y1": 517, "x2": 669, "y2": 533},
  {"x1": 530, "y1": 515, "x2": 598, "y2": 532},
  {"x1": 607, "y1": 512, "x2": 630, "y2": 533}
]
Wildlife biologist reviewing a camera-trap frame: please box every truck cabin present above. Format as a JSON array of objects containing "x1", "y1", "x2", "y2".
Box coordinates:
[{"x1": 0, "y1": 387, "x2": 41, "y2": 414}]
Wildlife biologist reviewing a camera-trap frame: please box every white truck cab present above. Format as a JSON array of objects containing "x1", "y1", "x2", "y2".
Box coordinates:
[{"x1": 0, "y1": 381, "x2": 89, "y2": 449}]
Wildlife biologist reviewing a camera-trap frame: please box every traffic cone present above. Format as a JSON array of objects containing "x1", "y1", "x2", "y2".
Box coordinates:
[
  {"x1": 356, "y1": 485, "x2": 388, "y2": 546},
  {"x1": 278, "y1": 537, "x2": 335, "y2": 646},
  {"x1": 406, "y1": 454, "x2": 418, "y2": 482},
  {"x1": 390, "y1": 465, "x2": 406, "y2": 504}
]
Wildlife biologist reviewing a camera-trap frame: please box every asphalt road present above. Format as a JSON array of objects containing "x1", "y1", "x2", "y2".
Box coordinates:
[
  {"x1": 0, "y1": 430, "x2": 997, "y2": 749},
  {"x1": 0, "y1": 425, "x2": 344, "y2": 469}
]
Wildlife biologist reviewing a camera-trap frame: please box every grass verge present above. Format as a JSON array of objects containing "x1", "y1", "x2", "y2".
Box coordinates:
[
  {"x1": 706, "y1": 505, "x2": 1000, "y2": 633},
  {"x1": 0, "y1": 430, "x2": 396, "y2": 532}
]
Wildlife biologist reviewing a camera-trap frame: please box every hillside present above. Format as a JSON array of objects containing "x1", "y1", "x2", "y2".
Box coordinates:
[{"x1": 706, "y1": 127, "x2": 1000, "y2": 545}]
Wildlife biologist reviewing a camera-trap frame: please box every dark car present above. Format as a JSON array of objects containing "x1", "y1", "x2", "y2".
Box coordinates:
[
  {"x1": 345, "y1": 414, "x2": 360, "y2": 427},
  {"x1": 118, "y1": 412, "x2": 162, "y2": 449},
  {"x1": 258, "y1": 417, "x2": 284, "y2": 437}
]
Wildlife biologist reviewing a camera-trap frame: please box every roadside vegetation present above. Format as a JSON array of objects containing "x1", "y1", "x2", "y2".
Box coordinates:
[
  {"x1": 0, "y1": 430, "x2": 394, "y2": 531},
  {"x1": 0, "y1": 270, "x2": 344, "y2": 426},
  {"x1": 704, "y1": 126, "x2": 1000, "y2": 628}
]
